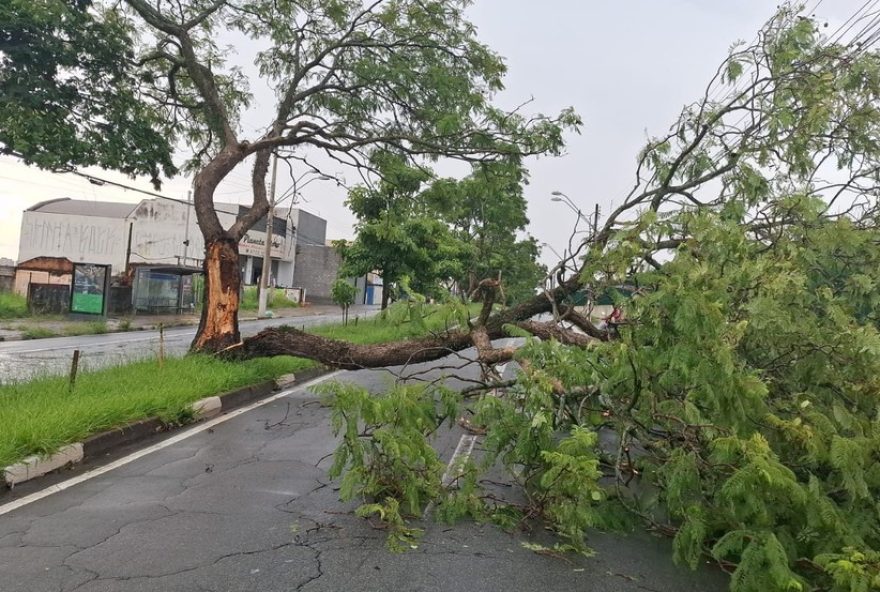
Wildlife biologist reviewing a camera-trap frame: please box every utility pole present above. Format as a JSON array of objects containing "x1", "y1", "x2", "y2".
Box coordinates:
[
  {"x1": 182, "y1": 189, "x2": 192, "y2": 267},
  {"x1": 124, "y1": 222, "x2": 133, "y2": 274},
  {"x1": 257, "y1": 153, "x2": 279, "y2": 318},
  {"x1": 593, "y1": 203, "x2": 599, "y2": 238}
]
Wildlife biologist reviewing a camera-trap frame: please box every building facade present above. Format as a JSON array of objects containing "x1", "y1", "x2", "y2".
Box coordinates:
[{"x1": 18, "y1": 197, "x2": 329, "y2": 289}]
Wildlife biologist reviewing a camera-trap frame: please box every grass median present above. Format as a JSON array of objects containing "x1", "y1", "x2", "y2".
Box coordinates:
[
  {"x1": 0, "y1": 355, "x2": 315, "y2": 469},
  {"x1": 0, "y1": 302, "x2": 473, "y2": 470}
]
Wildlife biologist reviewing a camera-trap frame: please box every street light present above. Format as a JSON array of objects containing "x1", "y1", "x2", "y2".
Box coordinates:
[
  {"x1": 550, "y1": 191, "x2": 599, "y2": 237},
  {"x1": 550, "y1": 191, "x2": 588, "y2": 222},
  {"x1": 541, "y1": 241, "x2": 564, "y2": 260},
  {"x1": 257, "y1": 164, "x2": 332, "y2": 317},
  {"x1": 276, "y1": 173, "x2": 333, "y2": 205}
]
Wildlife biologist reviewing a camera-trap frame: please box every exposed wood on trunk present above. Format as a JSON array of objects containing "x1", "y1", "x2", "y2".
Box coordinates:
[
  {"x1": 516, "y1": 320, "x2": 594, "y2": 348},
  {"x1": 559, "y1": 306, "x2": 611, "y2": 341},
  {"x1": 192, "y1": 238, "x2": 242, "y2": 352},
  {"x1": 470, "y1": 326, "x2": 518, "y2": 365}
]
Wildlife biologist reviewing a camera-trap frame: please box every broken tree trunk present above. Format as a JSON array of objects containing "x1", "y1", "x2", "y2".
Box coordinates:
[
  {"x1": 240, "y1": 326, "x2": 486, "y2": 370},
  {"x1": 236, "y1": 275, "x2": 603, "y2": 369},
  {"x1": 192, "y1": 236, "x2": 243, "y2": 352}
]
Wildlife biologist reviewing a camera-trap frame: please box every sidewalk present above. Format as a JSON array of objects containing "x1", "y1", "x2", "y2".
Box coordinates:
[{"x1": 0, "y1": 304, "x2": 378, "y2": 342}]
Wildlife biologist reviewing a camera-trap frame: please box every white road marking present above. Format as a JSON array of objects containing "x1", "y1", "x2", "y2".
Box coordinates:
[
  {"x1": 0, "y1": 370, "x2": 344, "y2": 517},
  {"x1": 439, "y1": 434, "x2": 478, "y2": 487},
  {"x1": 423, "y1": 433, "x2": 479, "y2": 519},
  {"x1": 421, "y1": 346, "x2": 514, "y2": 517}
]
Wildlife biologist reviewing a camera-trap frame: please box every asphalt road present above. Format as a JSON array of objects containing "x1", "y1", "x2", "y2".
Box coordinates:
[
  {"x1": 0, "y1": 351, "x2": 727, "y2": 592},
  {"x1": 0, "y1": 311, "x2": 374, "y2": 382}
]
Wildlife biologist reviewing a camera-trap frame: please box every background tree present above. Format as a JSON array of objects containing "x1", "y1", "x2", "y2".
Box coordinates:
[
  {"x1": 339, "y1": 156, "x2": 546, "y2": 308},
  {"x1": 244, "y1": 6, "x2": 880, "y2": 590},
  {"x1": 0, "y1": 0, "x2": 175, "y2": 184},
  {"x1": 330, "y1": 278, "x2": 357, "y2": 325},
  {"x1": 337, "y1": 152, "x2": 466, "y2": 309},
  {"x1": 423, "y1": 160, "x2": 546, "y2": 303}
]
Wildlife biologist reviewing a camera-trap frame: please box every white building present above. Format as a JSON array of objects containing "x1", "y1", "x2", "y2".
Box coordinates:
[{"x1": 18, "y1": 197, "x2": 328, "y2": 288}]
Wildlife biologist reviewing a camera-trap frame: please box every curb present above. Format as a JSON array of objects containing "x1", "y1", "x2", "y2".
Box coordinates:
[
  {"x1": 3, "y1": 444, "x2": 84, "y2": 486},
  {"x1": 2, "y1": 367, "x2": 333, "y2": 488}
]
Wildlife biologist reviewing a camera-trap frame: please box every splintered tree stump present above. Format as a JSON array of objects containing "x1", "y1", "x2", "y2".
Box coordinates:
[{"x1": 192, "y1": 238, "x2": 242, "y2": 352}]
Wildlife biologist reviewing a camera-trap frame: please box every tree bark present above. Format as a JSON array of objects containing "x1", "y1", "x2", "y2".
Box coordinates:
[
  {"x1": 188, "y1": 146, "x2": 249, "y2": 352},
  {"x1": 192, "y1": 236, "x2": 242, "y2": 352},
  {"x1": 236, "y1": 273, "x2": 587, "y2": 368},
  {"x1": 381, "y1": 280, "x2": 391, "y2": 310},
  {"x1": 241, "y1": 326, "x2": 481, "y2": 370}
]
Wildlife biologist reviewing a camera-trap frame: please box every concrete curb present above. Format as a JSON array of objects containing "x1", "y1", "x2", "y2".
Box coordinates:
[
  {"x1": 191, "y1": 396, "x2": 222, "y2": 420},
  {"x1": 4, "y1": 444, "x2": 85, "y2": 488},
  {"x1": 2, "y1": 367, "x2": 333, "y2": 488}
]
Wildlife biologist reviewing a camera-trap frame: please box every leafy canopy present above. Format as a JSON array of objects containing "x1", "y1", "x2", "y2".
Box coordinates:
[
  {"x1": 421, "y1": 160, "x2": 546, "y2": 303},
  {"x1": 0, "y1": 0, "x2": 176, "y2": 184},
  {"x1": 337, "y1": 152, "x2": 466, "y2": 301},
  {"x1": 339, "y1": 153, "x2": 546, "y2": 303}
]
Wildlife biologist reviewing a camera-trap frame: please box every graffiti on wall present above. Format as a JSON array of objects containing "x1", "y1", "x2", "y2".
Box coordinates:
[{"x1": 22, "y1": 217, "x2": 122, "y2": 259}]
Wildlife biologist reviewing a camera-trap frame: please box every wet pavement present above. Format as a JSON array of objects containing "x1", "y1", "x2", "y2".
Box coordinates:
[
  {"x1": 0, "y1": 307, "x2": 379, "y2": 382},
  {"x1": 0, "y1": 353, "x2": 728, "y2": 592}
]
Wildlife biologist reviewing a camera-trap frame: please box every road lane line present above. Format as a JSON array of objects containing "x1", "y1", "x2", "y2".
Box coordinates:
[
  {"x1": 420, "y1": 354, "x2": 514, "y2": 518},
  {"x1": 0, "y1": 370, "x2": 344, "y2": 517},
  {"x1": 423, "y1": 433, "x2": 479, "y2": 519},
  {"x1": 439, "y1": 434, "x2": 478, "y2": 487}
]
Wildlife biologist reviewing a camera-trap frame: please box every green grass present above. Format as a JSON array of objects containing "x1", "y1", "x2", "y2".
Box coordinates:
[
  {"x1": 20, "y1": 327, "x2": 59, "y2": 340},
  {"x1": 0, "y1": 355, "x2": 314, "y2": 468},
  {"x1": 0, "y1": 292, "x2": 28, "y2": 319},
  {"x1": 0, "y1": 302, "x2": 470, "y2": 469},
  {"x1": 240, "y1": 286, "x2": 300, "y2": 311},
  {"x1": 62, "y1": 321, "x2": 108, "y2": 337},
  {"x1": 13, "y1": 321, "x2": 110, "y2": 340},
  {"x1": 309, "y1": 305, "x2": 467, "y2": 344}
]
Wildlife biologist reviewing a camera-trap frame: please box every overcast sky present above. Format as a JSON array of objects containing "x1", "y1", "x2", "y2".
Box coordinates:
[{"x1": 0, "y1": 0, "x2": 863, "y2": 266}]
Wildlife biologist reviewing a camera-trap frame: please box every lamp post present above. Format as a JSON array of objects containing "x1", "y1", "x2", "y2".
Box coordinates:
[
  {"x1": 551, "y1": 191, "x2": 599, "y2": 237},
  {"x1": 257, "y1": 168, "x2": 332, "y2": 318},
  {"x1": 257, "y1": 153, "x2": 279, "y2": 318}
]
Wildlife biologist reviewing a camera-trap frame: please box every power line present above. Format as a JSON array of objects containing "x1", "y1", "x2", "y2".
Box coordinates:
[
  {"x1": 828, "y1": 0, "x2": 880, "y2": 43},
  {"x1": 3, "y1": 153, "x2": 186, "y2": 201}
]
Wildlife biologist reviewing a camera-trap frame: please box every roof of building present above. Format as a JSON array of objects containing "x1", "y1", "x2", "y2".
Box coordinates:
[
  {"x1": 17, "y1": 256, "x2": 74, "y2": 273},
  {"x1": 27, "y1": 198, "x2": 139, "y2": 219}
]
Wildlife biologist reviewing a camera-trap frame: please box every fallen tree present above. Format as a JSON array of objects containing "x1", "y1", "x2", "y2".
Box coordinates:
[
  {"x1": 242, "y1": 1, "x2": 880, "y2": 371},
  {"x1": 240, "y1": 277, "x2": 600, "y2": 369},
  {"x1": 244, "y1": 6, "x2": 880, "y2": 592}
]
